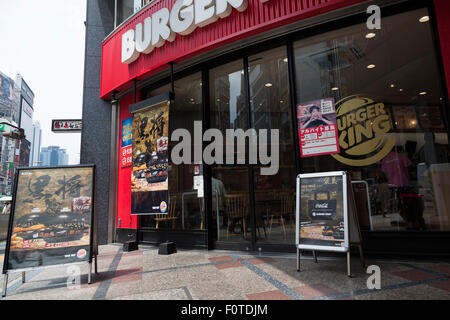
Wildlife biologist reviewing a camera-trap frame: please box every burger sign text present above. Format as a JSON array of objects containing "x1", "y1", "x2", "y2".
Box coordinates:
[{"x1": 331, "y1": 95, "x2": 395, "y2": 166}]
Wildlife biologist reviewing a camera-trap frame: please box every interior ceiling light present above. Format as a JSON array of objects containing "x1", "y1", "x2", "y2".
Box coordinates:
[
  {"x1": 283, "y1": 58, "x2": 288, "y2": 63},
  {"x1": 390, "y1": 84, "x2": 395, "y2": 88},
  {"x1": 367, "y1": 64, "x2": 376, "y2": 69},
  {"x1": 365, "y1": 33, "x2": 376, "y2": 39},
  {"x1": 419, "y1": 16, "x2": 430, "y2": 23},
  {"x1": 265, "y1": 83, "x2": 273, "y2": 87},
  {"x1": 419, "y1": 91, "x2": 427, "y2": 95},
  {"x1": 331, "y1": 87, "x2": 339, "y2": 91},
  {"x1": 399, "y1": 89, "x2": 404, "y2": 92}
]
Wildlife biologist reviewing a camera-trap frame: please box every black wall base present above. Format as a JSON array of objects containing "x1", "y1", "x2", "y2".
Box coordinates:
[
  {"x1": 116, "y1": 228, "x2": 137, "y2": 243},
  {"x1": 123, "y1": 241, "x2": 138, "y2": 252},
  {"x1": 159, "y1": 241, "x2": 177, "y2": 255}
]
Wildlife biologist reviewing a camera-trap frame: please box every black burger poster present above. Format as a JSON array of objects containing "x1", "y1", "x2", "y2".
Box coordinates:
[
  {"x1": 131, "y1": 101, "x2": 169, "y2": 215},
  {"x1": 3, "y1": 165, "x2": 95, "y2": 271},
  {"x1": 299, "y1": 175, "x2": 345, "y2": 248}
]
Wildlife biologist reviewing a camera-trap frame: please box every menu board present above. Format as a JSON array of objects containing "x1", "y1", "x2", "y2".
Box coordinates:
[
  {"x1": 3, "y1": 166, "x2": 95, "y2": 272},
  {"x1": 297, "y1": 98, "x2": 340, "y2": 157},
  {"x1": 131, "y1": 101, "x2": 169, "y2": 215},
  {"x1": 297, "y1": 172, "x2": 349, "y2": 252}
]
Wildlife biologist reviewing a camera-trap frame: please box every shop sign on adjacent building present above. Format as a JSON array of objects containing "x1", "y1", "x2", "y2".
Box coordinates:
[{"x1": 52, "y1": 120, "x2": 82, "y2": 132}]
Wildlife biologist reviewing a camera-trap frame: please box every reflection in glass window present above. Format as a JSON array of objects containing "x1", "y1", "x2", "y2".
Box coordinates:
[
  {"x1": 209, "y1": 60, "x2": 251, "y2": 243},
  {"x1": 116, "y1": 0, "x2": 142, "y2": 26},
  {"x1": 294, "y1": 8, "x2": 450, "y2": 231},
  {"x1": 248, "y1": 47, "x2": 296, "y2": 244},
  {"x1": 139, "y1": 73, "x2": 203, "y2": 230}
]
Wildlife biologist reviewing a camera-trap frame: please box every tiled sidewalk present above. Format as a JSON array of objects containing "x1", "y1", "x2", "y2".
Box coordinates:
[{"x1": 1, "y1": 244, "x2": 450, "y2": 300}]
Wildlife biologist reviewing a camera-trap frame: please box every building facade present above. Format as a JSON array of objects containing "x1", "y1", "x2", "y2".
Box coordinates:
[
  {"x1": 0, "y1": 72, "x2": 38, "y2": 195},
  {"x1": 81, "y1": 0, "x2": 450, "y2": 256},
  {"x1": 39, "y1": 146, "x2": 69, "y2": 166},
  {"x1": 30, "y1": 121, "x2": 42, "y2": 166}
]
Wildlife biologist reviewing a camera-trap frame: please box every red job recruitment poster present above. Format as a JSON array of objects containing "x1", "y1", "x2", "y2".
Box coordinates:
[{"x1": 297, "y1": 98, "x2": 340, "y2": 157}]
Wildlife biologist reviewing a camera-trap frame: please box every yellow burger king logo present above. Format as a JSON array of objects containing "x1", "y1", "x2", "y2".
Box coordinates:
[{"x1": 331, "y1": 95, "x2": 395, "y2": 166}]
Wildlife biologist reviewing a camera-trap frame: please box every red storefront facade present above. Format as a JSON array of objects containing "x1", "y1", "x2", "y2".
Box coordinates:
[{"x1": 99, "y1": 0, "x2": 450, "y2": 255}]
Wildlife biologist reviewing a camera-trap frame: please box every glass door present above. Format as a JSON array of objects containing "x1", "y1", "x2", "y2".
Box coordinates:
[{"x1": 209, "y1": 60, "x2": 252, "y2": 246}]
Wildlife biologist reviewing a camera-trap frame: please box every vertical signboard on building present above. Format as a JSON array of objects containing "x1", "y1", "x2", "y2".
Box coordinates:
[
  {"x1": 297, "y1": 98, "x2": 340, "y2": 157},
  {"x1": 120, "y1": 117, "x2": 132, "y2": 168},
  {"x1": 131, "y1": 101, "x2": 169, "y2": 215}
]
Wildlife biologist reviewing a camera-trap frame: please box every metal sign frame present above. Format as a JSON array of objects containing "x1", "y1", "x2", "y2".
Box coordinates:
[
  {"x1": 295, "y1": 171, "x2": 365, "y2": 277},
  {"x1": 2, "y1": 164, "x2": 98, "y2": 297},
  {"x1": 296, "y1": 171, "x2": 349, "y2": 252}
]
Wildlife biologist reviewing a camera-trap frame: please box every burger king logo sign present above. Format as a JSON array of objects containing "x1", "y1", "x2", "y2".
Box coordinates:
[{"x1": 331, "y1": 95, "x2": 395, "y2": 166}]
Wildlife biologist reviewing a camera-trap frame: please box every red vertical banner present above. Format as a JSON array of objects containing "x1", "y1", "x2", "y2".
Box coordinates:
[{"x1": 297, "y1": 98, "x2": 340, "y2": 157}]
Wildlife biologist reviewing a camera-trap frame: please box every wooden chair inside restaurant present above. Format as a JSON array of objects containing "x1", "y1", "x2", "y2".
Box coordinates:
[
  {"x1": 155, "y1": 195, "x2": 178, "y2": 229},
  {"x1": 224, "y1": 194, "x2": 248, "y2": 239},
  {"x1": 269, "y1": 191, "x2": 295, "y2": 238}
]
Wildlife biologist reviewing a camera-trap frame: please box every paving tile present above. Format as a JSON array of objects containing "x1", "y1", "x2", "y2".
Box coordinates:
[
  {"x1": 353, "y1": 283, "x2": 450, "y2": 300},
  {"x1": 112, "y1": 293, "x2": 143, "y2": 300},
  {"x1": 293, "y1": 284, "x2": 339, "y2": 299},
  {"x1": 391, "y1": 269, "x2": 439, "y2": 281},
  {"x1": 219, "y1": 266, "x2": 277, "y2": 295},
  {"x1": 104, "y1": 281, "x2": 143, "y2": 300},
  {"x1": 425, "y1": 264, "x2": 450, "y2": 276},
  {"x1": 247, "y1": 290, "x2": 291, "y2": 300},
  {"x1": 214, "y1": 261, "x2": 244, "y2": 270},
  {"x1": 188, "y1": 280, "x2": 247, "y2": 300},
  {"x1": 208, "y1": 255, "x2": 234, "y2": 263},
  {"x1": 428, "y1": 279, "x2": 450, "y2": 292},
  {"x1": 122, "y1": 251, "x2": 144, "y2": 257},
  {"x1": 247, "y1": 257, "x2": 275, "y2": 265},
  {"x1": 112, "y1": 267, "x2": 143, "y2": 284},
  {"x1": 141, "y1": 287, "x2": 190, "y2": 300}
]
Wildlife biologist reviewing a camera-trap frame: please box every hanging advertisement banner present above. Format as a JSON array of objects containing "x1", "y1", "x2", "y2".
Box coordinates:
[
  {"x1": 120, "y1": 117, "x2": 133, "y2": 168},
  {"x1": 297, "y1": 98, "x2": 340, "y2": 157},
  {"x1": 131, "y1": 101, "x2": 169, "y2": 215},
  {"x1": 2, "y1": 165, "x2": 95, "y2": 271}
]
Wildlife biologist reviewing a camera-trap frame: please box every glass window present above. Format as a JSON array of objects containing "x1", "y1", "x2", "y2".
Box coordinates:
[
  {"x1": 139, "y1": 73, "x2": 203, "y2": 230},
  {"x1": 209, "y1": 60, "x2": 251, "y2": 243},
  {"x1": 248, "y1": 47, "x2": 297, "y2": 243},
  {"x1": 294, "y1": 8, "x2": 450, "y2": 231},
  {"x1": 116, "y1": 0, "x2": 142, "y2": 26}
]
